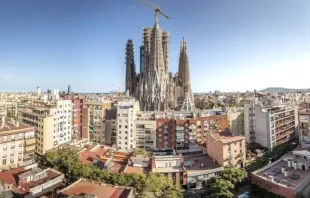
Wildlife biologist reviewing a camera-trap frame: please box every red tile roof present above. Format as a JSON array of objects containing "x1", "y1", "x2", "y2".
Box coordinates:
[
  {"x1": 79, "y1": 146, "x2": 106, "y2": 165},
  {"x1": 0, "y1": 167, "x2": 25, "y2": 185},
  {"x1": 59, "y1": 179, "x2": 132, "y2": 198}
]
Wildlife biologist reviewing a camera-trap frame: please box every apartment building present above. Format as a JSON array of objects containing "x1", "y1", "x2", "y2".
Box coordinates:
[
  {"x1": 61, "y1": 94, "x2": 85, "y2": 142},
  {"x1": 156, "y1": 112, "x2": 228, "y2": 149},
  {"x1": 116, "y1": 98, "x2": 140, "y2": 151},
  {"x1": 227, "y1": 107, "x2": 244, "y2": 135},
  {"x1": 245, "y1": 95, "x2": 298, "y2": 150},
  {"x1": 85, "y1": 101, "x2": 112, "y2": 144},
  {"x1": 135, "y1": 120, "x2": 156, "y2": 149},
  {"x1": 151, "y1": 149, "x2": 186, "y2": 186},
  {"x1": 19, "y1": 99, "x2": 73, "y2": 154},
  {"x1": 299, "y1": 109, "x2": 310, "y2": 148},
  {"x1": 0, "y1": 100, "x2": 18, "y2": 118},
  {"x1": 104, "y1": 108, "x2": 117, "y2": 145},
  {"x1": 0, "y1": 116, "x2": 36, "y2": 170},
  {"x1": 207, "y1": 131, "x2": 246, "y2": 167}
]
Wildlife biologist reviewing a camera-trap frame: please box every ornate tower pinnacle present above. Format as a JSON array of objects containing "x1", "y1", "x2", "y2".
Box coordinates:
[
  {"x1": 125, "y1": 39, "x2": 136, "y2": 96},
  {"x1": 178, "y1": 37, "x2": 195, "y2": 111}
]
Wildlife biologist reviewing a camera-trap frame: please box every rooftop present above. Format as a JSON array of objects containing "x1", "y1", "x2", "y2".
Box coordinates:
[
  {"x1": 78, "y1": 145, "x2": 106, "y2": 165},
  {"x1": 0, "y1": 118, "x2": 34, "y2": 134},
  {"x1": 183, "y1": 154, "x2": 222, "y2": 174},
  {"x1": 0, "y1": 167, "x2": 25, "y2": 185},
  {"x1": 58, "y1": 179, "x2": 133, "y2": 198},
  {"x1": 211, "y1": 131, "x2": 244, "y2": 144},
  {"x1": 254, "y1": 149, "x2": 310, "y2": 190},
  {"x1": 17, "y1": 169, "x2": 62, "y2": 194},
  {"x1": 123, "y1": 165, "x2": 150, "y2": 174}
]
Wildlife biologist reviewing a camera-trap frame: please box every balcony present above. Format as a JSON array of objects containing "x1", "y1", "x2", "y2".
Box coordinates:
[
  {"x1": 25, "y1": 138, "x2": 36, "y2": 146},
  {"x1": 24, "y1": 149, "x2": 35, "y2": 154},
  {"x1": 189, "y1": 125, "x2": 196, "y2": 130},
  {"x1": 23, "y1": 159, "x2": 36, "y2": 166}
]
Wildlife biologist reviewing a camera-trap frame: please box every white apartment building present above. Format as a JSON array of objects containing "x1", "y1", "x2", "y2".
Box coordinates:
[
  {"x1": 244, "y1": 95, "x2": 298, "y2": 150},
  {"x1": 116, "y1": 98, "x2": 140, "y2": 151}
]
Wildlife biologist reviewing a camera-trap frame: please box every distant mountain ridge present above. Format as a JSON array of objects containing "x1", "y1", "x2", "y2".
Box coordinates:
[{"x1": 261, "y1": 87, "x2": 310, "y2": 92}]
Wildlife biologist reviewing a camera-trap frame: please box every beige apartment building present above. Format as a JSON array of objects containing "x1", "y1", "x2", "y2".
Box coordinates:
[
  {"x1": 84, "y1": 101, "x2": 112, "y2": 144},
  {"x1": 19, "y1": 99, "x2": 72, "y2": 155},
  {"x1": 0, "y1": 116, "x2": 36, "y2": 170},
  {"x1": 207, "y1": 131, "x2": 246, "y2": 167},
  {"x1": 227, "y1": 107, "x2": 244, "y2": 135}
]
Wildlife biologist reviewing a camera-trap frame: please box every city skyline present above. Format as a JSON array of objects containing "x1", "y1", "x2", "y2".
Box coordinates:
[{"x1": 1, "y1": 0, "x2": 310, "y2": 92}]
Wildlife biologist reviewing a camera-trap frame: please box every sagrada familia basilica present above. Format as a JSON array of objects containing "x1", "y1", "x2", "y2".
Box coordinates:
[{"x1": 125, "y1": 15, "x2": 195, "y2": 112}]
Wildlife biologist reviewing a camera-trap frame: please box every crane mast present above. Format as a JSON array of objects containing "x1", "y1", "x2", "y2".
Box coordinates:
[{"x1": 139, "y1": 0, "x2": 171, "y2": 22}]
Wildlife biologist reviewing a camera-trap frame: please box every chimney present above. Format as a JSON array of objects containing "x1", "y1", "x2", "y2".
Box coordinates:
[
  {"x1": 281, "y1": 166, "x2": 286, "y2": 173},
  {"x1": 284, "y1": 169, "x2": 288, "y2": 177},
  {"x1": 288, "y1": 159, "x2": 292, "y2": 168},
  {"x1": 293, "y1": 160, "x2": 298, "y2": 170}
]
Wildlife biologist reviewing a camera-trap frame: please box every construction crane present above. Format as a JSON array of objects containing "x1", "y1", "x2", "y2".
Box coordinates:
[{"x1": 139, "y1": 0, "x2": 171, "y2": 22}]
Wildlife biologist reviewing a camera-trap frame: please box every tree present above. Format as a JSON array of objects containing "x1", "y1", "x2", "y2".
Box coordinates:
[
  {"x1": 133, "y1": 148, "x2": 150, "y2": 157},
  {"x1": 207, "y1": 178, "x2": 234, "y2": 198},
  {"x1": 295, "y1": 192, "x2": 305, "y2": 198},
  {"x1": 220, "y1": 166, "x2": 247, "y2": 185}
]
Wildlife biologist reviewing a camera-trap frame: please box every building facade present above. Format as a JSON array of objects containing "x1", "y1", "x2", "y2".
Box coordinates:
[
  {"x1": 0, "y1": 116, "x2": 36, "y2": 170},
  {"x1": 116, "y1": 98, "x2": 140, "y2": 151},
  {"x1": 298, "y1": 109, "x2": 310, "y2": 148},
  {"x1": 19, "y1": 99, "x2": 73, "y2": 154},
  {"x1": 85, "y1": 101, "x2": 112, "y2": 144},
  {"x1": 227, "y1": 107, "x2": 244, "y2": 135},
  {"x1": 207, "y1": 131, "x2": 246, "y2": 167},
  {"x1": 60, "y1": 95, "x2": 84, "y2": 142},
  {"x1": 135, "y1": 120, "x2": 156, "y2": 150},
  {"x1": 244, "y1": 95, "x2": 298, "y2": 150}
]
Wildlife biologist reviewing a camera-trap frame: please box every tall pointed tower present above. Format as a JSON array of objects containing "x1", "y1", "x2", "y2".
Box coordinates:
[
  {"x1": 178, "y1": 38, "x2": 195, "y2": 111},
  {"x1": 140, "y1": 16, "x2": 169, "y2": 111},
  {"x1": 125, "y1": 40, "x2": 136, "y2": 96}
]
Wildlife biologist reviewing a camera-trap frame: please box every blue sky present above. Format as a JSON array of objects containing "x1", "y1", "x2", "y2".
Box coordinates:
[{"x1": 1, "y1": 0, "x2": 310, "y2": 93}]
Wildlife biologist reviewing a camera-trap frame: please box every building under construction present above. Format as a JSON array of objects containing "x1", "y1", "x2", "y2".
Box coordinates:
[{"x1": 125, "y1": 1, "x2": 195, "y2": 111}]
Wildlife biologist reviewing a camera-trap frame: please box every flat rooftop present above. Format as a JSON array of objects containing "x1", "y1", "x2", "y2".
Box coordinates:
[
  {"x1": 0, "y1": 120, "x2": 34, "y2": 134},
  {"x1": 211, "y1": 131, "x2": 244, "y2": 144},
  {"x1": 59, "y1": 179, "x2": 132, "y2": 198},
  {"x1": 256, "y1": 160, "x2": 310, "y2": 190},
  {"x1": 124, "y1": 165, "x2": 150, "y2": 174},
  {"x1": 183, "y1": 154, "x2": 222, "y2": 174},
  {"x1": 17, "y1": 169, "x2": 62, "y2": 194}
]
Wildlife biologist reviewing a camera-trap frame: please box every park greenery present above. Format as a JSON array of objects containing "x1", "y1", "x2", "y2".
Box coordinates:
[
  {"x1": 42, "y1": 149, "x2": 183, "y2": 198},
  {"x1": 133, "y1": 148, "x2": 150, "y2": 157},
  {"x1": 206, "y1": 165, "x2": 247, "y2": 198},
  {"x1": 246, "y1": 141, "x2": 297, "y2": 172}
]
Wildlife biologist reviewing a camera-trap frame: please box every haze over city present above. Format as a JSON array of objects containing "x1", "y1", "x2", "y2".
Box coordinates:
[{"x1": 1, "y1": 0, "x2": 310, "y2": 92}]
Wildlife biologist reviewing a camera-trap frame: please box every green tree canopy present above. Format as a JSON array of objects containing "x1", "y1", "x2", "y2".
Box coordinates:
[
  {"x1": 220, "y1": 165, "x2": 247, "y2": 185},
  {"x1": 133, "y1": 148, "x2": 150, "y2": 157},
  {"x1": 207, "y1": 178, "x2": 234, "y2": 198}
]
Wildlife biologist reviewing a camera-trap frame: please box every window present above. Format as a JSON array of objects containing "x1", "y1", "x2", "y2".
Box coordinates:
[{"x1": 2, "y1": 159, "x2": 6, "y2": 165}]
